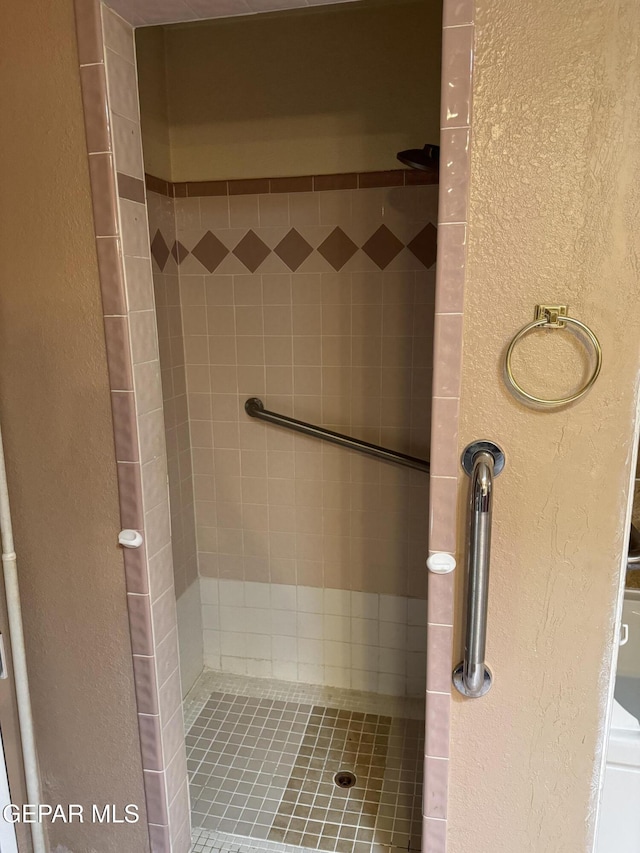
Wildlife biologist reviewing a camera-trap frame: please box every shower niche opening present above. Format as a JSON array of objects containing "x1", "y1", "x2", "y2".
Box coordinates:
[{"x1": 135, "y1": 1, "x2": 442, "y2": 849}]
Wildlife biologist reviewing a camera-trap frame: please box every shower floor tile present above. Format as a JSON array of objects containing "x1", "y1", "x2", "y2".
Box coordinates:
[
  {"x1": 186, "y1": 672, "x2": 424, "y2": 853},
  {"x1": 188, "y1": 693, "x2": 314, "y2": 838}
]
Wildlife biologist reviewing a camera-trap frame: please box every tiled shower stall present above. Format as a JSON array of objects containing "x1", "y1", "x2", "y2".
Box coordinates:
[
  {"x1": 144, "y1": 164, "x2": 437, "y2": 848},
  {"x1": 74, "y1": 0, "x2": 474, "y2": 849}
]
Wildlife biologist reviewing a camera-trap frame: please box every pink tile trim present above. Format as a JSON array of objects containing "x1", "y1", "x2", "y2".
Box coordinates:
[
  {"x1": 148, "y1": 823, "x2": 171, "y2": 853},
  {"x1": 73, "y1": 0, "x2": 104, "y2": 64},
  {"x1": 432, "y1": 314, "x2": 463, "y2": 398},
  {"x1": 74, "y1": 3, "x2": 187, "y2": 850},
  {"x1": 123, "y1": 537, "x2": 150, "y2": 594},
  {"x1": 116, "y1": 462, "x2": 144, "y2": 529},
  {"x1": 426, "y1": 625, "x2": 454, "y2": 693},
  {"x1": 143, "y1": 769, "x2": 169, "y2": 825},
  {"x1": 441, "y1": 26, "x2": 473, "y2": 129},
  {"x1": 422, "y1": 816, "x2": 448, "y2": 853},
  {"x1": 438, "y1": 128, "x2": 471, "y2": 224},
  {"x1": 427, "y1": 567, "x2": 455, "y2": 627},
  {"x1": 88, "y1": 153, "x2": 119, "y2": 236},
  {"x1": 430, "y1": 398, "x2": 460, "y2": 477},
  {"x1": 429, "y1": 477, "x2": 459, "y2": 553},
  {"x1": 132, "y1": 655, "x2": 159, "y2": 715},
  {"x1": 443, "y1": 0, "x2": 474, "y2": 27},
  {"x1": 434, "y1": 224, "x2": 466, "y2": 314},
  {"x1": 426, "y1": 691, "x2": 451, "y2": 758},
  {"x1": 127, "y1": 593, "x2": 154, "y2": 656},
  {"x1": 424, "y1": 756, "x2": 450, "y2": 819},
  {"x1": 138, "y1": 713, "x2": 164, "y2": 772},
  {"x1": 425, "y1": 0, "x2": 475, "y2": 843}
]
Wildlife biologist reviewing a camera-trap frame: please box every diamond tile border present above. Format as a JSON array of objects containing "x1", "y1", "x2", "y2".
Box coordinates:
[
  {"x1": 146, "y1": 170, "x2": 437, "y2": 199},
  {"x1": 151, "y1": 222, "x2": 435, "y2": 275}
]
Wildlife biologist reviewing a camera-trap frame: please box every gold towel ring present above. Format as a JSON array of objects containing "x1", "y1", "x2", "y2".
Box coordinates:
[{"x1": 505, "y1": 305, "x2": 602, "y2": 408}]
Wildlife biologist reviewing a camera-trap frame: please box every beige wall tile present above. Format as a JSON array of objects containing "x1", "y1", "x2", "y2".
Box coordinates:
[{"x1": 155, "y1": 184, "x2": 437, "y2": 605}]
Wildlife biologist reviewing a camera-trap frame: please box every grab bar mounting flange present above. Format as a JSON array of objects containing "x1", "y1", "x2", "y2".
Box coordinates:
[{"x1": 461, "y1": 440, "x2": 505, "y2": 477}]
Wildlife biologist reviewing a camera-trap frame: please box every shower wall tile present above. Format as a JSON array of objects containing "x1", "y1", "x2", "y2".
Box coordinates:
[
  {"x1": 441, "y1": 24, "x2": 474, "y2": 129},
  {"x1": 96, "y1": 237, "x2": 126, "y2": 314},
  {"x1": 424, "y1": 7, "x2": 475, "y2": 842},
  {"x1": 88, "y1": 154, "x2": 119, "y2": 236},
  {"x1": 142, "y1": 769, "x2": 169, "y2": 825},
  {"x1": 432, "y1": 313, "x2": 464, "y2": 398},
  {"x1": 434, "y1": 224, "x2": 466, "y2": 314},
  {"x1": 438, "y1": 128, "x2": 471, "y2": 224},
  {"x1": 123, "y1": 539, "x2": 149, "y2": 596},
  {"x1": 75, "y1": 4, "x2": 189, "y2": 850},
  {"x1": 426, "y1": 568, "x2": 455, "y2": 627},
  {"x1": 200, "y1": 578, "x2": 426, "y2": 696},
  {"x1": 147, "y1": 823, "x2": 171, "y2": 853},
  {"x1": 423, "y1": 756, "x2": 449, "y2": 819},
  {"x1": 104, "y1": 47, "x2": 140, "y2": 124},
  {"x1": 79, "y1": 64, "x2": 111, "y2": 153},
  {"x1": 422, "y1": 817, "x2": 448, "y2": 853},
  {"x1": 429, "y1": 397, "x2": 460, "y2": 477},
  {"x1": 138, "y1": 713, "x2": 163, "y2": 772},
  {"x1": 112, "y1": 114, "x2": 145, "y2": 180},
  {"x1": 102, "y1": 3, "x2": 135, "y2": 62},
  {"x1": 442, "y1": 0, "x2": 474, "y2": 27},
  {"x1": 127, "y1": 592, "x2": 154, "y2": 656},
  {"x1": 74, "y1": 0, "x2": 103, "y2": 64},
  {"x1": 165, "y1": 183, "x2": 436, "y2": 608}
]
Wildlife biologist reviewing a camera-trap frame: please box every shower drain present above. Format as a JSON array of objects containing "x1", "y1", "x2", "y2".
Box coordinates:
[{"x1": 334, "y1": 770, "x2": 357, "y2": 789}]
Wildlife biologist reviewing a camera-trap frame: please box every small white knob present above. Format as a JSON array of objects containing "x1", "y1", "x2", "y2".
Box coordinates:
[
  {"x1": 118, "y1": 529, "x2": 144, "y2": 549},
  {"x1": 426, "y1": 553, "x2": 456, "y2": 574}
]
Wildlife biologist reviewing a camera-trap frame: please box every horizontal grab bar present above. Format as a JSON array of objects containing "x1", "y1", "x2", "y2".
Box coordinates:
[{"x1": 244, "y1": 398, "x2": 430, "y2": 474}]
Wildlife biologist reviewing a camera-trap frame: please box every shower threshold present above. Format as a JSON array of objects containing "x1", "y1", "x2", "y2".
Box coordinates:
[{"x1": 185, "y1": 671, "x2": 424, "y2": 853}]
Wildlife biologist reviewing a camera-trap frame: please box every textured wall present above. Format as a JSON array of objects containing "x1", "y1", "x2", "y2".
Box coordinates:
[
  {"x1": 449, "y1": 1, "x2": 640, "y2": 851},
  {"x1": 0, "y1": 0, "x2": 149, "y2": 849},
  {"x1": 136, "y1": 0, "x2": 442, "y2": 182}
]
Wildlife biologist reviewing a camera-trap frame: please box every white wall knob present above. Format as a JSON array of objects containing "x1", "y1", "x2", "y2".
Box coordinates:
[
  {"x1": 426, "y1": 552, "x2": 456, "y2": 574},
  {"x1": 118, "y1": 529, "x2": 144, "y2": 549}
]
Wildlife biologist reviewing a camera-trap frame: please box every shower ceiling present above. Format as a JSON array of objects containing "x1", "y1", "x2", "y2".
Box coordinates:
[{"x1": 105, "y1": 0, "x2": 361, "y2": 27}]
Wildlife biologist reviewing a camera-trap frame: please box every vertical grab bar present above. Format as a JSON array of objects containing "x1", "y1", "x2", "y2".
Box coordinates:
[{"x1": 453, "y1": 441, "x2": 505, "y2": 698}]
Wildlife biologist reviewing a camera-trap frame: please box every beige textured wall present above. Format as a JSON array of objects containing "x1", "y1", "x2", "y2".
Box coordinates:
[
  {"x1": 136, "y1": 25, "x2": 172, "y2": 181},
  {"x1": 137, "y1": 0, "x2": 442, "y2": 182},
  {"x1": 0, "y1": 0, "x2": 149, "y2": 849},
  {"x1": 449, "y1": 1, "x2": 640, "y2": 851}
]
